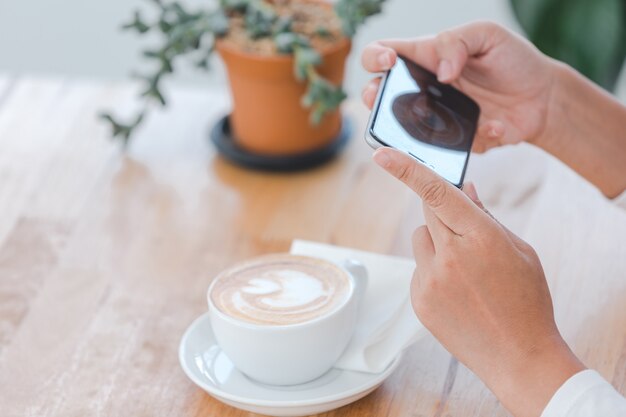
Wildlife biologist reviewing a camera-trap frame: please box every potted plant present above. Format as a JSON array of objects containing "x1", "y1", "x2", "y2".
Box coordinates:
[
  {"x1": 510, "y1": 0, "x2": 626, "y2": 91},
  {"x1": 102, "y1": 0, "x2": 386, "y2": 168}
]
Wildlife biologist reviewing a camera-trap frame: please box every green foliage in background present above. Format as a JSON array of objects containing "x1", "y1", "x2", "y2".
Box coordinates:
[
  {"x1": 101, "y1": 0, "x2": 386, "y2": 146},
  {"x1": 510, "y1": 0, "x2": 626, "y2": 91},
  {"x1": 336, "y1": 0, "x2": 386, "y2": 37}
]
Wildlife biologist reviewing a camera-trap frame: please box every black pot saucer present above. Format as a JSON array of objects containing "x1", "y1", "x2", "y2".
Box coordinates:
[{"x1": 209, "y1": 115, "x2": 352, "y2": 172}]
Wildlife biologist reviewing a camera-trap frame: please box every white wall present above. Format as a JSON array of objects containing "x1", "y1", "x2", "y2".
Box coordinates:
[
  {"x1": 0, "y1": 0, "x2": 519, "y2": 95},
  {"x1": 1, "y1": 0, "x2": 624, "y2": 99}
]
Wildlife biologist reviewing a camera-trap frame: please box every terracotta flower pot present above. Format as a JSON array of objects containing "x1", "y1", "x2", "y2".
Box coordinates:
[{"x1": 217, "y1": 37, "x2": 351, "y2": 156}]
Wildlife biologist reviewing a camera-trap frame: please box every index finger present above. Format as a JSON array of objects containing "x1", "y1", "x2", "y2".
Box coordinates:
[
  {"x1": 361, "y1": 37, "x2": 439, "y2": 74},
  {"x1": 373, "y1": 147, "x2": 492, "y2": 235},
  {"x1": 362, "y1": 22, "x2": 506, "y2": 83}
]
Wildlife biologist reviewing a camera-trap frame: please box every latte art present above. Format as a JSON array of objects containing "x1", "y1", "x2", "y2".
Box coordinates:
[{"x1": 210, "y1": 255, "x2": 351, "y2": 326}]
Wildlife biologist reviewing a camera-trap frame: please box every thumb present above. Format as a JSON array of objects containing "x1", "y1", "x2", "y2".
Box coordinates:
[{"x1": 373, "y1": 148, "x2": 491, "y2": 235}]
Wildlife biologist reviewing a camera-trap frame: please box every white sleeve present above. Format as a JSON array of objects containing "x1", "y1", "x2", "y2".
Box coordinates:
[
  {"x1": 614, "y1": 190, "x2": 626, "y2": 209},
  {"x1": 541, "y1": 370, "x2": 626, "y2": 417}
]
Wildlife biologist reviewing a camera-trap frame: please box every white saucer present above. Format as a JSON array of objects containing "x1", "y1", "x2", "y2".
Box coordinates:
[{"x1": 179, "y1": 313, "x2": 402, "y2": 416}]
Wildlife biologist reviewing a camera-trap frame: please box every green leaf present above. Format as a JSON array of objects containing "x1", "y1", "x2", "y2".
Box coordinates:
[
  {"x1": 133, "y1": 72, "x2": 166, "y2": 106},
  {"x1": 510, "y1": 0, "x2": 626, "y2": 90},
  {"x1": 509, "y1": 0, "x2": 557, "y2": 34},
  {"x1": 195, "y1": 45, "x2": 215, "y2": 70},
  {"x1": 209, "y1": 10, "x2": 230, "y2": 37},
  {"x1": 301, "y1": 76, "x2": 346, "y2": 124},
  {"x1": 221, "y1": 0, "x2": 250, "y2": 13},
  {"x1": 122, "y1": 10, "x2": 151, "y2": 33},
  {"x1": 158, "y1": 18, "x2": 174, "y2": 33},
  {"x1": 274, "y1": 32, "x2": 309, "y2": 54},
  {"x1": 142, "y1": 49, "x2": 160, "y2": 59},
  {"x1": 99, "y1": 111, "x2": 145, "y2": 147},
  {"x1": 169, "y1": 2, "x2": 187, "y2": 18},
  {"x1": 296, "y1": 47, "x2": 321, "y2": 67},
  {"x1": 142, "y1": 49, "x2": 174, "y2": 73},
  {"x1": 335, "y1": 0, "x2": 386, "y2": 37},
  {"x1": 315, "y1": 26, "x2": 333, "y2": 38},
  {"x1": 245, "y1": 0, "x2": 277, "y2": 39},
  {"x1": 142, "y1": 85, "x2": 166, "y2": 106},
  {"x1": 294, "y1": 46, "x2": 321, "y2": 80},
  {"x1": 273, "y1": 16, "x2": 293, "y2": 35}
]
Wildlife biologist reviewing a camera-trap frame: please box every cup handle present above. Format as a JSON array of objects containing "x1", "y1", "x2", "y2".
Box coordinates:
[{"x1": 342, "y1": 259, "x2": 368, "y2": 303}]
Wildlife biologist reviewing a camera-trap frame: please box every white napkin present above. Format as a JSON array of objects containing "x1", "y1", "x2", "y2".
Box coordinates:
[{"x1": 290, "y1": 240, "x2": 426, "y2": 374}]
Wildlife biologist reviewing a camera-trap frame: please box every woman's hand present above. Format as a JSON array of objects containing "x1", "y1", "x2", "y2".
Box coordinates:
[
  {"x1": 373, "y1": 147, "x2": 585, "y2": 417},
  {"x1": 361, "y1": 21, "x2": 557, "y2": 153}
]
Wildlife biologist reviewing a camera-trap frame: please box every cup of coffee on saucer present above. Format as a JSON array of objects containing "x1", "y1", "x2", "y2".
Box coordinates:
[{"x1": 207, "y1": 254, "x2": 368, "y2": 386}]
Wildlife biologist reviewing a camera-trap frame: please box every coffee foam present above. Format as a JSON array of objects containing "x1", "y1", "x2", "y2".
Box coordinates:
[{"x1": 210, "y1": 255, "x2": 351, "y2": 326}]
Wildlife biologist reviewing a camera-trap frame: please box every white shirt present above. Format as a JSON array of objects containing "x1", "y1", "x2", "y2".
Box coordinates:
[
  {"x1": 541, "y1": 190, "x2": 626, "y2": 417},
  {"x1": 541, "y1": 370, "x2": 626, "y2": 417},
  {"x1": 615, "y1": 190, "x2": 626, "y2": 210}
]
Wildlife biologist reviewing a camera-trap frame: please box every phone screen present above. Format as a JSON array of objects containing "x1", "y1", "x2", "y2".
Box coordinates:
[{"x1": 368, "y1": 56, "x2": 480, "y2": 186}]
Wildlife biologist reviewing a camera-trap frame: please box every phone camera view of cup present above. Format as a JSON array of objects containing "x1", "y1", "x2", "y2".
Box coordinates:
[
  {"x1": 392, "y1": 93, "x2": 468, "y2": 150},
  {"x1": 367, "y1": 56, "x2": 480, "y2": 186},
  {"x1": 207, "y1": 254, "x2": 368, "y2": 386}
]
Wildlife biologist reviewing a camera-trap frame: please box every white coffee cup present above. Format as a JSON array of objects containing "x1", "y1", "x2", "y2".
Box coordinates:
[{"x1": 207, "y1": 255, "x2": 368, "y2": 386}]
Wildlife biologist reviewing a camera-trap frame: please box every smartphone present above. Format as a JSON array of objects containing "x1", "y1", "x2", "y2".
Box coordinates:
[{"x1": 365, "y1": 55, "x2": 480, "y2": 188}]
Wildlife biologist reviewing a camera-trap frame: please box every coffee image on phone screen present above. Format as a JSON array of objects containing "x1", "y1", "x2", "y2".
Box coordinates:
[
  {"x1": 366, "y1": 56, "x2": 480, "y2": 187},
  {"x1": 391, "y1": 93, "x2": 469, "y2": 151}
]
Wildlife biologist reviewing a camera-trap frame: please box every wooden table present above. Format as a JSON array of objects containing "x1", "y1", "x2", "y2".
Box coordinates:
[{"x1": 1, "y1": 76, "x2": 624, "y2": 417}]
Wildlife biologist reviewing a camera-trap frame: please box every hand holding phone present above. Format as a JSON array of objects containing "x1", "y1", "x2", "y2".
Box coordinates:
[{"x1": 365, "y1": 55, "x2": 480, "y2": 187}]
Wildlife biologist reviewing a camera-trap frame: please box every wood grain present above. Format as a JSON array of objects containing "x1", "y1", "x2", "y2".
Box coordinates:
[{"x1": 0, "y1": 75, "x2": 624, "y2": 417}]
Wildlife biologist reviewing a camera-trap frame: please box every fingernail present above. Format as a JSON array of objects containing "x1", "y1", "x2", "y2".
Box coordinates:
[
  {"x1": 488, "y1": 124, "x2": 502, "y2": 137},
  {"x1": 438, "y1": 60, "x2": 452, "y2": 82},
  {"x1": 464, "y1": 182, "x2": 479, "y2": 201},
  {"x1": 373, "y1": 150, "x2": 392, "y2": 168},
  {"x1": 378, "y1": 53, "x2": 392, "y2": 69}
]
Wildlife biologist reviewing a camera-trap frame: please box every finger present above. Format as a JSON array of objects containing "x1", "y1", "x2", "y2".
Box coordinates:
[
  {"x1": 361, "y1": 77, "x2": 381, "y2": 109},
  {"x1": 375, "y1": 37, "x2": 440, "y2": 73},
  {"x1": 412, "y1": 225, "x2": 435, "y2": 270},
  {"x1": 434, "y1": 30, "x2": 469, "y2": 83},
  {"x1": 422, "y1": 203, "x2": 453, "y2": 250},
  {"x1": 361, "y1": 42, "x2": 398, "y2": 73},
  {"x1": 366, "y1": 22, "x2": 503, "y2": 82},
  {"x1": 433, "y1": 22, "x2": 501, "y2": 83},
  {"x1": 373, "y1": 147, "x2": 492, "y2": 235},
  {"x1": 471, "y1": 140, "x2": 488, "y2": 154},
  {"x1": 478, "y1": 119, "x2": 506, "y2": 142},
  {"x1": 472, "y1": 119, "x2": 506, "y2": 153}
]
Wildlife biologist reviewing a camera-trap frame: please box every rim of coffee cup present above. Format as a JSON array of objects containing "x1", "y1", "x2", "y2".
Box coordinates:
[{"x1": 206, "y1": 254, "x2": 356, "y2": 331}]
